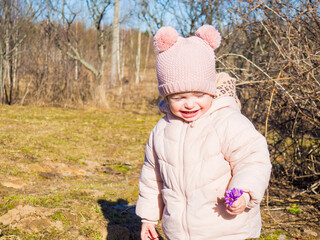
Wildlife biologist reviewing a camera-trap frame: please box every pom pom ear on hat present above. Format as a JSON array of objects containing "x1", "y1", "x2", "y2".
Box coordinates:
[
  {"x1": 154, "y1": 26, "x2": 179, "y2": 52},
  {"x1": 196, "y1": 25, "x2": 221, "y2": 50}
]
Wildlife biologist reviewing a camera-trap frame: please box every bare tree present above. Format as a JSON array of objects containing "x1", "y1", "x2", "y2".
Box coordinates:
[
  {"x1": 139, "y1": 0, "x2": 227, "y2": 36},
  {"x1": 0, "y1": 0, "x2": 40, "y2": 104},
  {"x1": 135, "y1": 0, "x2": 142, "y2": 84},
  {"x1": 172, "y1": 0, "x2": 227, "y2": 36},
  {"x1": 110, "y1": 0, "x2": 120, "y2": 88},
  {"x1": 46, "y1": 0, "x2": 112, "y2": 108},
  {"x1": 140, "y1": 0, "x2": 172, "y2": 34}
]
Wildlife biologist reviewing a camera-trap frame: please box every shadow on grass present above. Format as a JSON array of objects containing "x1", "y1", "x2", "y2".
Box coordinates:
[{"x1": 98, "y1": 198, "x2": 165, "y2": 240}]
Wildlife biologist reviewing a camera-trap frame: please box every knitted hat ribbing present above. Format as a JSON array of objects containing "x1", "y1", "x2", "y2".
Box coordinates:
[{"x1": 154, "y1": 25, "x2": 221, "y2": 97}]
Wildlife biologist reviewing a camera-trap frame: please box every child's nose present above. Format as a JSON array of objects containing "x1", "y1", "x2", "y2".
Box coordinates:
[{"x1": 184, "y1": 99, "x2": 195, "y2": 109}]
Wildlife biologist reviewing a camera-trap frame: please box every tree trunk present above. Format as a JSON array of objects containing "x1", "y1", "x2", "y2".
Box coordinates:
[
  {"x1": 0, "y1": 40, "x2": 3, "y2": 104},
  {"x1": 0, "y1": 60, "x2": 3, "y2": 104},
  {"x1": 141, "y1": 34, "x2": 151, "y2": 82},
  {"x1": 5, "y1": 23, "x2": 12, "y2": 104},
  {"x1": 135, "y1": 4, "x2": 142, "y2": 84},
  {"x1": 110, "y1": 0, "x2": 120, "y2": 88},
  {"x1": 135, "y1": 31, "x2": 141, "y2": 84},
  {"x1": 75, "y1": 17, "x2": 79, "y2": 82},
  {"x1": 94, "y1": 75, "x2": 109, "y2": 108}
]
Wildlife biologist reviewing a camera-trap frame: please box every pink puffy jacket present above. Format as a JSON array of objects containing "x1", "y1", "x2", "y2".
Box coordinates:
[{"x1": 136, "y1": 94, "x2": 272, "y2": 239}]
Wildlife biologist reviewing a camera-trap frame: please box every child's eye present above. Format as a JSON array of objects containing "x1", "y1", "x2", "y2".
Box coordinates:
[
  {"x1": 169, "y1": 95, "x2": 184, "y2": 100},
  {"x1": 171, "y1": 97, "x2": 183, "y2": 101},
  {"x1": 196, "y1": 93, "x2": 205, "y2": 98}
]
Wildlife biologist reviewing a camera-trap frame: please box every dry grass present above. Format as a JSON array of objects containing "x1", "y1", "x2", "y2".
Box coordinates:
[{"x1": 0, "y1": 104, "x2": 161, "y2": 239}]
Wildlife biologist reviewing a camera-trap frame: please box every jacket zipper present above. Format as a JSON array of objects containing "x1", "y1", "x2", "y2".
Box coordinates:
[{"x1": 181, "y1": 122, "x2": 193, "y2": 239}]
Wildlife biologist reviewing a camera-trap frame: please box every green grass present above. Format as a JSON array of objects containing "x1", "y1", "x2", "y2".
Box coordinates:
[{"x1": 258, "y1": 231, "x2": 290, "y2": 240}]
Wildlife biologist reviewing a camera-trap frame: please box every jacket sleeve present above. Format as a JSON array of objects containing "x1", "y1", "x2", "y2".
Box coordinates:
[
  {"x1": 135, "y1": 129, "x2": 164, "y2": 222},
  {"x1": 217, "y1": 107, "x2": 272, "y2": 208}
]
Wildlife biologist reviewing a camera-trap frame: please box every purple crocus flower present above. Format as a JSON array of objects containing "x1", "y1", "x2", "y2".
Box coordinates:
[{"x1": 224, "y1": 188, "x2": 243, "y2": 207}]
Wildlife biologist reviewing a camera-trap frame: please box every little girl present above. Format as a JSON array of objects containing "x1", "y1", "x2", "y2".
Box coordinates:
[{"x1": 136, "y1": 25, "x2": 272, "y2": 240}]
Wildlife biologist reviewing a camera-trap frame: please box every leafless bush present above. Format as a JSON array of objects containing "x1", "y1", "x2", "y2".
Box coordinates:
[{"x1": 217, "y1": 0, "x2": 320, "y2": 193}]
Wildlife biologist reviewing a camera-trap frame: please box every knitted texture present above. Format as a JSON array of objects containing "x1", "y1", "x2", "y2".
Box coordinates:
[
  {"x1": 154, "y1": 26, "x2": 179, "y2": 52},
  {"x1": 154, "y1": 25, "x2": 221, "y2": 97},
  {"x1": 195, "y1": 25, "x2": 221, "y2": 50},
  {"x1": 216, "y1": 72, "x2": 237, "y2": 98},
  {"x1": 215, "y1": 72, "x2": 242, "y2": 109}
]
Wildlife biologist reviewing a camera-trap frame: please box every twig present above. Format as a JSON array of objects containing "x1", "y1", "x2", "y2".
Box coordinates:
[
  {"x1": 235, "y1": 78, "x2": 290, "y2": 86},
  {"x1": 218, "y1": 53, "x2": 320, "y2": 126},
  {"x1": 294, "y1": 173, "x2": 320, "y2": 179},
  {"x1": 260, "y1": 21, "x2": 286, "y2": 59},
  {"x1": 291, "y1": 180, "x2": 320, "y2": 198},
  {"x1": 266, "y1": 207, "x2": 286, "y2": 211},
  {"x1": 218, "y1": 53, "x2": 296, "y2": 102},
  {"x1": 265, "y1": 79, "x2": 277, "y2": 138}
]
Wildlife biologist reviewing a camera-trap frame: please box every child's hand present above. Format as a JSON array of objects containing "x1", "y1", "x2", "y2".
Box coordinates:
[
  {"x1": 226, "y1": 195, "x2": 246, "y2": 215},
  {"x1": 141, "y1": 222, "x2": 159, "y2": 240}
]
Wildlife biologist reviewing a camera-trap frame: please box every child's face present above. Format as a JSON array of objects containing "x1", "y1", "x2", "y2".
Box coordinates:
[{"x1": 167, "y1": 92, "x2": 213, "y2": 122}]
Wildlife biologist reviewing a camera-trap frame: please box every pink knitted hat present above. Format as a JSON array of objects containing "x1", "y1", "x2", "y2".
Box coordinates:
[{"x1": 154, "y1": 25, "x2": 221, "y2": 97}]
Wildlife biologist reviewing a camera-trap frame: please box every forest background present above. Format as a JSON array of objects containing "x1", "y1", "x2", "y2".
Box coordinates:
[{"x1": 0, "y1": 0, "x2": 319, "y2": 239}]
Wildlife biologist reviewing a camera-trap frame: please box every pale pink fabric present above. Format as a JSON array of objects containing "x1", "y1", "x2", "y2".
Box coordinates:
[
  {"x1": 195, "y1": 25, "x2": 221, "y2": 50},
  {"x1": 154, "y1": 25, "x2": 221, "y2": 97},
  {"x1": 136, "y1": 95, "x2": 272, "y2": 239},
  {"x1": 154, "y1": 26, "x2": 179, "y2": 52}
]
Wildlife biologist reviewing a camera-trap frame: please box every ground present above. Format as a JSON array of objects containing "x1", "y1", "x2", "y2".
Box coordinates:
[{"x1": 0, "y1": 104, "x2": 319, "y2": 240}]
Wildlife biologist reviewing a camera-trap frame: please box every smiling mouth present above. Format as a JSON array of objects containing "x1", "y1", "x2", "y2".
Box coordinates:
[{"x1": 181, "y1": 109, "x2": 199, "y2": 117}]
